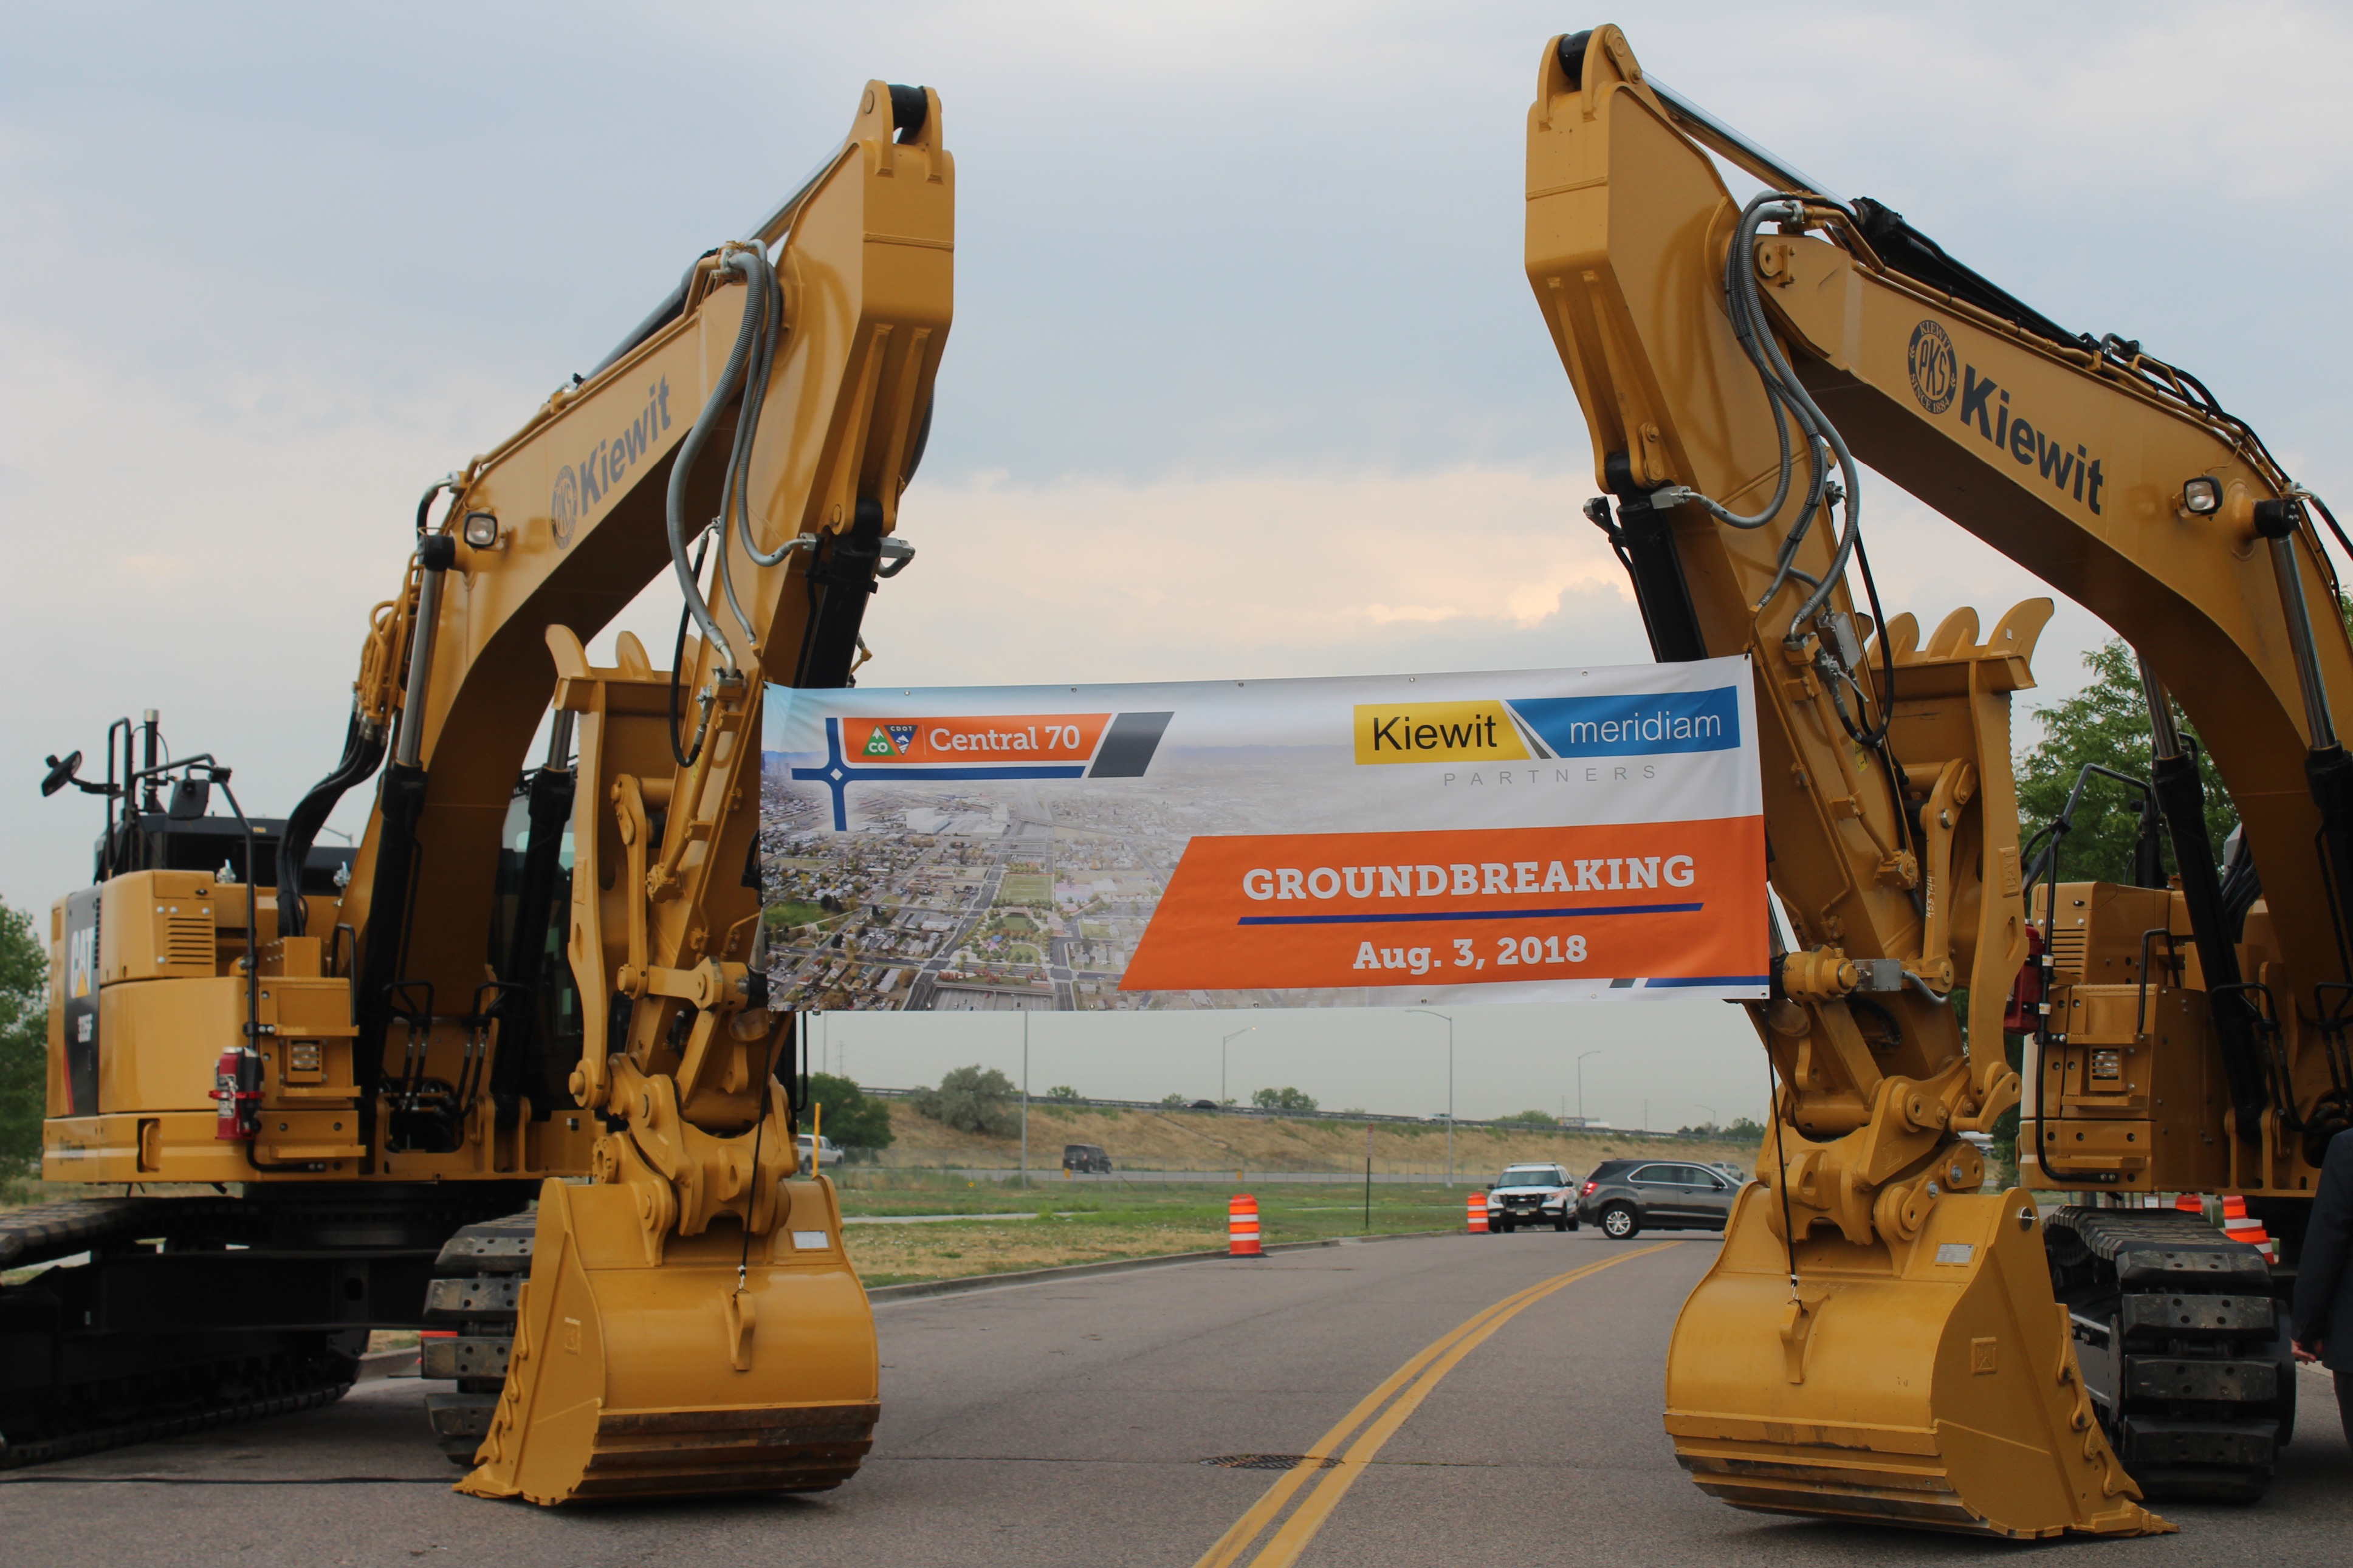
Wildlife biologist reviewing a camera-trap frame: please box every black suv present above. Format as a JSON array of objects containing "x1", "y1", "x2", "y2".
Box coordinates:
[
  {"x1": 1575, "y1": 1159, "x2": 1739, "y2": 1239},
  {"x1": 1062, "y1": 1143, "x2": 1111, "y2": 1174}
]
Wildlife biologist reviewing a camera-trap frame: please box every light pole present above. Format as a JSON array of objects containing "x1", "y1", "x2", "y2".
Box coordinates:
[
  {"x1": 1020, "y1": 1012, "x2": 1030, "y2": 1188},
  {"x1": 1220, "y1": 1025, "x2": 1254, "y2": 1106},
  {"x1": 1407, "y1": 1009, "x2": 1454, "y2": 1185},
  {"x1": 1697, "y1": 1102, "x2": 1718, "y2": 1134},
  {"x1": 1576, "y1": 1050, "x2": 1602, "y2": 1123}
]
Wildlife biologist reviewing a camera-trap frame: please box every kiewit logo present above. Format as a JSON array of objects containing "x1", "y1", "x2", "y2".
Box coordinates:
[
  {"x1": 1907, "y1": 320, "x2": 1957, "y2": 416},
  {"x1": 1956, "y1": 362, "x2": 2106, "y2": 515},
  {"x1": 548, "y1": 377, "x2": 673, "y2": 549},
  {"x1": 1355, "y1": 702, "x2": 1529, "y2": 765}
]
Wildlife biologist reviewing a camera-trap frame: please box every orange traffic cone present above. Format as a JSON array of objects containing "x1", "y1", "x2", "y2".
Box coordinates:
[
  {"x1": 1467, "y1": 1193, "x2": 1489, "y2": 1234},
  {"x1": 2220, "y1": 1194, "x2": 2276, "y2": 1262},
  {"x1": 1228, "y1": 1194, "x2": 1263, "y2": 1258}
]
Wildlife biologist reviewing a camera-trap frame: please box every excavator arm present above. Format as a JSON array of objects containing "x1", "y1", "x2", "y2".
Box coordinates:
[
  {"x1": 1526, "y1": 25, "x2": 2353, "y2": 1536},
  {"x1": 289, "y1": 79, "x2": 950, "y2": 1501}
]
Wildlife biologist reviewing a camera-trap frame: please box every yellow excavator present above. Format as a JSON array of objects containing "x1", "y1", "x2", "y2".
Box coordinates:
[
  {"x1": 1528, "y1": 26, "x2": 2349, "y2": 1537},
  {"x1": 17, "y1": 78, "x2": 948, "y2": 1502}
]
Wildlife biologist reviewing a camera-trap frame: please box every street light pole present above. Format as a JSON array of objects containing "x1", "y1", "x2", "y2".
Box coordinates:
[
  {"x1": 1020, "y1": 1012, "x2": 1029, "y2": 1189},
  {"x1": 1407, "y1": 1010, "x2": 1454, "y2": 1185},
  {"x1": 1576, "y1": 1049, "x2": 1601, "y2": 1123},
  {"x1": 1220, "y1": 1025, "x2": 1254, "y2": 1106}
]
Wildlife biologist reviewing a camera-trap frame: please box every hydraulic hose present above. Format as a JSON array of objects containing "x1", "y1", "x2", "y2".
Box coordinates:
[
  {"x1": 665, "y1": 249, "x2": 775, "y2": 674},
  {"x1": 274, "y1": 705, "x2": 386, "y2": 937}
]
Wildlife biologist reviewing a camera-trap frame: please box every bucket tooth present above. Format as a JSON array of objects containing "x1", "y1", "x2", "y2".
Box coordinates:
[
  {"x1": 458, "y1": 1175, "x2": 876, "y2": 1505},
  {"x1": 1664, "y1": 1186, "x2": 2174, "y2": 1539}
]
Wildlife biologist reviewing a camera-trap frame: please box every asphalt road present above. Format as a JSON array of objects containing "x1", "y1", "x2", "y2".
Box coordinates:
[{"x1": 1, "y1": 1230, "x2": 2344, "y2": 1566}]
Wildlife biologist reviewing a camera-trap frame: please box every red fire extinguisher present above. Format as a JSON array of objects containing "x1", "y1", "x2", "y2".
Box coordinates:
[{"x1": 211, "y1": 1047, "x2": 261, "y2": 1140}]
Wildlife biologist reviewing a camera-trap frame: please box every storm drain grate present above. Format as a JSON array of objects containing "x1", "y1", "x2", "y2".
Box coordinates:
[{"x1": 1200, "y1": 1453, "x2": 1341, "y2": 1471}]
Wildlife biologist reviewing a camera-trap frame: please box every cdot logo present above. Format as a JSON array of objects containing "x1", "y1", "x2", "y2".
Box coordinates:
[
  {"x1": 549, "y1": 465, "x2": 579, "y2": 549},
  {"x1": 1907, "y1": 320, "x2": 1957, "y2": 416}
]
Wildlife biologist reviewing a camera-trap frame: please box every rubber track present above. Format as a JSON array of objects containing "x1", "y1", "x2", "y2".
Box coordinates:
[
  {"x1": 0, "y1": 1368, "x2": 352, "y2": 1470},
  {"x1": 422, "y1": 1211, "x2": 537, "y2": 1464},
  {"x1": 2046, "y1": 1206, "x2": 2291, "y2": 1502}
]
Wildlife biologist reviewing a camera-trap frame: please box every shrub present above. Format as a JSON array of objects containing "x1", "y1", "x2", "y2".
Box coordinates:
[
  {"x1": 1251, "y1": 1086, "x2": 1317, "y2": 1112},
  {"x1": 0, "y1": 902, "x2": 44, "y2": 1179},
  {"x1": 912, "y1": 1064, "x2": 1019, "y2": 1136}
]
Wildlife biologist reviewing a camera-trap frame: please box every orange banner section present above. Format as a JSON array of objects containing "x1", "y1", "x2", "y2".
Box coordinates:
[
  {"x1": 1120, "y1": 819, "x2": 1765, "y2": 992},
  {"x1": 841, "y1": 713, "x2": 1110, "y2": 764}
]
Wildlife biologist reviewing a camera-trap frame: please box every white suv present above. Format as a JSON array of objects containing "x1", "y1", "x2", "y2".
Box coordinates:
[{"x1": 1485, "y1": 1163, "x2": 1577, "y2": 1233}]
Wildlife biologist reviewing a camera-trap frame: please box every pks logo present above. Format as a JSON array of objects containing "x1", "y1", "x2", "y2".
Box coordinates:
[
  {"x1": 549, "y1": 466, "x2": 579, "y2": 549},
  {"x1": 1907, "y1": 320, "x2": 1957, "y2": 416}
]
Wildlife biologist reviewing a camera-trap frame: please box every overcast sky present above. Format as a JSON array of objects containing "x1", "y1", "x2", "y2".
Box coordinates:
[{"x1": 6, "y1": 2, "x2": 2348, "y2": 1129}]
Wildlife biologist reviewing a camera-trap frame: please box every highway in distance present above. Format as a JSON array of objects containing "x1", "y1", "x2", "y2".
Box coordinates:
[{"x1": 0, "y1": 1228, "x2": 2344, "y2": 1565}]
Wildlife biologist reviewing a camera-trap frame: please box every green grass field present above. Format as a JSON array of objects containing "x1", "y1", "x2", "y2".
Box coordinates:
[
  {"x1": 831, "y1": 1172, "x2": 1474, "y2": 1287},
  {"x1": 995, "y1": 874, "x2": 1051, "y2": 905}
]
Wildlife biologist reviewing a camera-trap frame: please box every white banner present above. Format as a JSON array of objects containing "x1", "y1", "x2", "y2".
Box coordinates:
[{"x1": 760, "y1": 658, "x2": 1764, "y2": 1011}]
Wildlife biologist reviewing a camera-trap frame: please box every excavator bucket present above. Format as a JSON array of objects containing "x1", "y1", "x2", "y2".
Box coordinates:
[
  {"x1": 457, "y1": 1175, "x2": 877, "y2": 1504},
  {"x1": 1666, "y1": 1186, "x2": 2170, "y2": 1538}
]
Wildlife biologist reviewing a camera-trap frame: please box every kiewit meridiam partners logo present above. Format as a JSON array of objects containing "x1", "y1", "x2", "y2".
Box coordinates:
[{"x1": 1356, "y1": 690, "x2": 1739, "y2": 764}]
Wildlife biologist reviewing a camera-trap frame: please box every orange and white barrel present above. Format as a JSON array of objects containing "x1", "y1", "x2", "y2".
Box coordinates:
[
  {"x1": 1466, "y1": 1193, "x2": 1489, "y2": 1234},
  {"x1": 1228, "y1": 1193, "x2": 1263, "y2": 1257},
  {"x1": 2174, "y1": 1191, "x2": 2206, "y2": 1214}
]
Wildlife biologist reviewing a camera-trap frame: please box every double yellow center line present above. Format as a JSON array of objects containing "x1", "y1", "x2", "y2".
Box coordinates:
[{"x1": 1193, "y1": 1242, "x2": 1679, "y2": 1568}]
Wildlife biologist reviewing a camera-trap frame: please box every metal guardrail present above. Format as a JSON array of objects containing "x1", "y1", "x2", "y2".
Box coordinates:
[{"x1": 854, "y1": 1086, "x2": 1730, "y2": 1142}]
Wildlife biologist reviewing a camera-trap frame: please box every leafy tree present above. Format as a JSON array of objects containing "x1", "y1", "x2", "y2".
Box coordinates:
[
  {"x1": 1045, "y1": 1084, "x2": 1079, "y2": 1101},
  {"x1": 0, "y1": 901, "x2": 46, "y2": 1179},
  {"x1": 1494, "y1": 1109, "x2": 1559, "y2": 1127},
  {"x1": 1251, "y1": 1086, "x2": 1317, "y2": 1112},
  {"x1": 805, "y1": 1071, "x2": 892, "y2": 1154},
  {"x1": 1158, "y1": 1092, "x2": 1189, "y2": 1108},
  {"x1": 912, "y1": 1064, "x2": 1018, "y2": 1137},
  {"x1": 2015, "y1": 640, "x2": 2234, "y2": 887}
]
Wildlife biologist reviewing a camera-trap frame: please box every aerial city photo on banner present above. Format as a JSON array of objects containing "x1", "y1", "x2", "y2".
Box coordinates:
[{"x1": 758, "y1": 659, "x2": 1767, "y2": 1012}]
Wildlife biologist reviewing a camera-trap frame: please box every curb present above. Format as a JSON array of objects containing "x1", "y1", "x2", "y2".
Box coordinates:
[{"x1": 865, "y1": 1227, "x2": 1459, "y2": 1305}]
